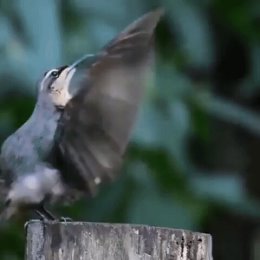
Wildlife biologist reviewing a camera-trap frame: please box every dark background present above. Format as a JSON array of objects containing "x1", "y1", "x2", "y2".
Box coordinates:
[{"x1": 0, "y1": 1, "x2": 260, "y2": 259}]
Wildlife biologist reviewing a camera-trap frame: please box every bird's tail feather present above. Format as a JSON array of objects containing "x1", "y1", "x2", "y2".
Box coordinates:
[
  {"x1": 0, "y1": 208, "x2": 10, "y2": 230},
  {"x1": 0, "y1": 181, "x2": 12, "y2": 222},
  {"x1": 0, "y1": 179, "x2": 7, "y2": 197}
]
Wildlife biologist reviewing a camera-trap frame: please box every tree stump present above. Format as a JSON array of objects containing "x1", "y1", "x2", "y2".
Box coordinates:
[{"x1": 26, "y1": 220, "x2": 213, "y2": 260}]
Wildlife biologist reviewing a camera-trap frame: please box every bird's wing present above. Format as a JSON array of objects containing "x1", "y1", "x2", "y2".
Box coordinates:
[{"x1": 54, "y1": 9, "x2": 163, "y2": 196}]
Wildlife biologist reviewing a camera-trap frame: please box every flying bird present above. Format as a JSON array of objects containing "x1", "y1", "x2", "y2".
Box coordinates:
[{"x1": 0, "y1": 9, "x2": 163, "y2": 221}]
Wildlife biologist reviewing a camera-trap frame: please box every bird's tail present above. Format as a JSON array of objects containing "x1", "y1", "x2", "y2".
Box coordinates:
[
  {"x1": 0, "y1": 207, "x2": 9, "y2": 222},
  {"x1": 0, "y1": 179, "x2": 6, "y2": 197},
  {"x1": 0, "y1": 180, "x2": 13, "y2": 222},
  {"x1": 0, "y1": 206, "x2": 10, "y2": 230},
  {"x1": 0, "y1": 179, "x2": 17, "y2": 228}
]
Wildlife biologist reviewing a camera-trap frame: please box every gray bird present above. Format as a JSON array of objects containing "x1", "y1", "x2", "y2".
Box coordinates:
[{"x1": 0, "y1": 9, "x2": 163, "y2": 221}]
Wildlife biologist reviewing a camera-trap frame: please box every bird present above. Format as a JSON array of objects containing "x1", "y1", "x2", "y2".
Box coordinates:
[{"x1": 0, "y1": 8, "x2": 163, "y2": 221}]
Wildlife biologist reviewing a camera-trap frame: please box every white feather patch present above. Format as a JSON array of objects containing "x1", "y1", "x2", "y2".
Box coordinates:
[{"x1": 51, "y1": 67, "x2": 75, "y2": 107}]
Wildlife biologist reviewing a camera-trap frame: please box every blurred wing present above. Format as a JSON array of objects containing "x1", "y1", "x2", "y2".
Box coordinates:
[{"x1": 55, "y1": 9, "x2": 163, "y2": 195}]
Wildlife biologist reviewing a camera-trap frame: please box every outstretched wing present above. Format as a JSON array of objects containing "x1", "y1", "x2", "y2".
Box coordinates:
[{"x1": 54, "y1": 9, "x2": 164, "y2": 196}]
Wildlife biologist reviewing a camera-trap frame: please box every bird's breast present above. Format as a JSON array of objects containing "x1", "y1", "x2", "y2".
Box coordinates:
[{"x1": 0, "y1": 107, "x2": 61, "y2": 175}]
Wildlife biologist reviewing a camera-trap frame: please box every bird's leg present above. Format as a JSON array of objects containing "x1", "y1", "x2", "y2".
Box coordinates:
[
  {"x1": 35, "y1": 205, "x2": 57, "y2": 221},
  {"x1": 24, "y1": 206, "x2": 56, "y2": 231},
  {"x1": 35, "y1": 205, "x2": 73, "y2": 222}
]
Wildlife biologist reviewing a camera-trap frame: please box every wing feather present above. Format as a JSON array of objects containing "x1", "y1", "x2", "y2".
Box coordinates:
[{"x1": 55, "y1": 9, "x2": 164, "y2": 195}]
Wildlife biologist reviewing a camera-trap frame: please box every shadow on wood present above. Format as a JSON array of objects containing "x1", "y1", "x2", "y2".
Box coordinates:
[{"x1": 26, "y1": 220, "x2": 213, "y2": 260}]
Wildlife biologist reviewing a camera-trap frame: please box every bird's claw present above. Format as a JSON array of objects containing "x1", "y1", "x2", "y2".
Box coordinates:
[{"x1": 59, "y1": 217, "x2": 73, "y2": 223}]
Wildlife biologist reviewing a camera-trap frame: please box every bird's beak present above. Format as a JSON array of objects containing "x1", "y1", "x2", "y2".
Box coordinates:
[
  {"x1": 67, "y1": 54, "x2": 96, "y2": 73},
  {"x1": 64, "y1": 54, "x2": 97, "y2": 96}
]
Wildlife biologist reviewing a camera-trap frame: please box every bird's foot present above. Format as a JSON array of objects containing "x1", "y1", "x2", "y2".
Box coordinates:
[
  {"x1": 59, "y1": 217, "x2": 73, "y2": 223},
  {"x1": 34, "y1": 206, "x2": 73, "y2": 223},
  {"x1": 35, "y1": 206, "x2": 57, "y2": 221}
]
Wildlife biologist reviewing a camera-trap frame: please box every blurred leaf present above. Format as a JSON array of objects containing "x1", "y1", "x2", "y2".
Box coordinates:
[
  {"x1": 190, "y1": 173, "x2": 260, "y2": 217},
  {"x1": 239, "y1": 45, "x2": 260, "y2": 97},
  {"x1": 0, "y1": 0, "x2": 62, "y2": 92},
  {"x1": 196, "y1": 92, "x2": 260, "y2": 136},
  {"x1": 214, "y1": 0, "x2": 260, "y2": 41},
  {"x1": 163, "y1": 0, "x2": 215, "y2": 67},
  {"x1": 191, "y1": 173, "x2": 246, "y2": 203},
  {"x1": 126, "y1": 163, "x2": 199, "y2": 229}
]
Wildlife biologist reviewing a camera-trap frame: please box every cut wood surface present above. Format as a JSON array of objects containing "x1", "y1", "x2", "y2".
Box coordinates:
[{"x1": 26, "y1": 220, "x2": 213, "y2": 260}]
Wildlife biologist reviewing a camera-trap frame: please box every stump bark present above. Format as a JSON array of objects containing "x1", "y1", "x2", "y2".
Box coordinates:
[{"x1": 26, "y1": 220, "x2": 213, "y2": 260}]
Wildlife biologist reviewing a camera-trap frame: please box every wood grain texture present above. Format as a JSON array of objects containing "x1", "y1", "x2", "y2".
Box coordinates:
[{"x1": 26, "y1": 220, "x2": 213, "y2": 260}]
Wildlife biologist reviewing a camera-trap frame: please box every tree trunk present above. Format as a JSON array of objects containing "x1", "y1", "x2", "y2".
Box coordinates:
[{"x1": 26, "y1": 220, "x2": 213, "y2": 260}]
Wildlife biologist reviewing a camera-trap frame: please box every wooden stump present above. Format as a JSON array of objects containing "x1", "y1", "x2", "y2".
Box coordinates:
[{"x1": 26, "y1": 220, "x2": 213, "y2": 260}]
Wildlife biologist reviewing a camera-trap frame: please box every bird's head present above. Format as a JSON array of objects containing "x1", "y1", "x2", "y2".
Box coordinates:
[
  {"x1": 38, "y1": 65, "x2": 76, "y2": 109},
  {"x1": 37, "y1": 54, "x2": 94, "y2": 109}
]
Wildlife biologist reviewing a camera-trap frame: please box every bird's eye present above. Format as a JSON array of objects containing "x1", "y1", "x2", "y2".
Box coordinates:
[{"x1": 51, "y1": 70, "x2": 59, "y2": 78}]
